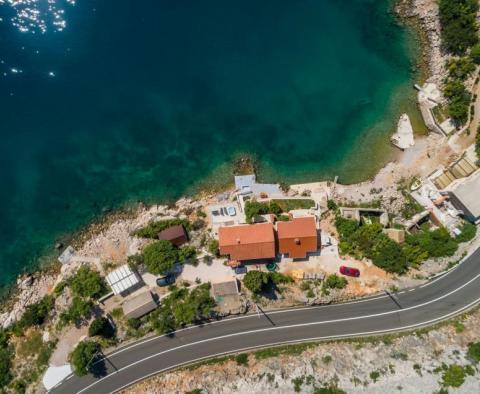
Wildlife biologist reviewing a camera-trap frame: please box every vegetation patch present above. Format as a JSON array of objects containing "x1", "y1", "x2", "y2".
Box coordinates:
[
  {"x1": 134, "y1": 218, "x2": 190, "y2": 239},
  {"x1": 242, "y1": 271, "x2": 292, "y2": 294},
  {"x1": 254, "y1": 342, "x2": 315, "y2": 360},
  {"x1": 149, "y1": 284, "x2": 216, "y2": 334}
]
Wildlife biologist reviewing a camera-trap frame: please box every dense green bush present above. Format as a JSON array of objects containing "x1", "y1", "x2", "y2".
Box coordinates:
[
  {"x1": 243, "y1": 271, "x2": 270, "y2": 293},
  {"x1": 88, "y1": 317, "x2": 115, "y2": 339},
  {"x1": 70, "y1": 266, "x2": 107, "y2": 300},
  {"x1": 149, "y1": 284, "x2": 215, "y2": 334},
  {"x1": 68, "y1": 340, "x2": 100, "y2": 376},
  {"x1": 15, "y1": 295, "x2": 54, "y2": 331},
  {"x1": 371, "y1": 237, "x2": 408, "y2": 274},
  {"x1": 0, "y1": 346, "x2": 12, "y2": 388},
  {"x1": 441, "y1": 364, "x2": 471, "y2": 388},
  {"x1": 327, "y1": 199, "x2": 338, "y2": 211},
  {"x1": 242, "y1": 271, "x2": 292, "y2": 294},
  {"x1": 143, "y1": 240, "x2": 179, "y2": 275},
  {"x1": 444, "y1": 78, "x2": 471, "y2": 125},
  {"x1": 244, "y1": 201, "x2": 271, "y2": 223},
  {"x1": 467, "y1": 342, "x2": 480, "y2": 363},
  {"x1": 455, "y1": 222, "x2": 477, "y2": 243},
  {"x1": 207, "y1": 239, "x2": 219, "y2": 255},
  {"x1": 134, "y1": 218, "x2": 190, "y2": 239},
  {"x1": 60, "y1": 297, "x2": 93, "y2": 325},
  {"x1": 405, "y1": 226, "x2": 458, "y2": 259},
  {"x1": 324, "y1": 274, "x2": 347, "y2": 289},
  {"x1": 471, "y1": 44, "x2": 480, "y2": 64},
  {"x1": 335, "y1": 217, "x2": 460, "y2": 273},
  {"x1": 447, "y1": 57, "x2": 476, "y2": 80},
  {"x1": 178, "y1": 245, "x2": 197, "y2": 262},
  {"x1": 439, "y1": 0, "x2": 479, "y2": 55},
  {"x1": 235, "y1": 353, "x2": 249, "y2": 366}
]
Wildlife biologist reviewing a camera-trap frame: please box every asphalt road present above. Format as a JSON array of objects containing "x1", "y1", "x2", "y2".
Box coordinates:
[{"x1": 50, "y1": 247, "x2": 480, "y2": 393}]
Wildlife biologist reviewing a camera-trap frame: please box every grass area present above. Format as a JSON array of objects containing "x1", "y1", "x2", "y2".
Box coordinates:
[
  {"x1": 254, "y1": 342, "x2": 316, "y2": 360},
  {"x1": 432, "y1": 104, "x2": 449, "y2": 123},
  {"x1": 270, "y1": 199, "x2": 315, "y2": 212}
]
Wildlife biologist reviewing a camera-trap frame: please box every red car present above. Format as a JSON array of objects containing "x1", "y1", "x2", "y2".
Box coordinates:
[{"x1": 340, "y1": 265, "x2": 360, "y2": 277}]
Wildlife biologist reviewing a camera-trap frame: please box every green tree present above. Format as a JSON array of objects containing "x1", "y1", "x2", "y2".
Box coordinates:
[
  {"x1": 178, "y1": 246, "x2": 197, "y2": 262},
  {"x1": 70, "y1": 266, "x2": 107, "y2": 300},
  {"x1": 143, "y1": 240, "x2": 179, "y2": 274},
  {"x1": 243, "y1": 271, "x2": 270, "y2": 293},
  {"x1": 60, "y1": 297, "x2": 93, "y2": 325},
  {"x1": 17, "y1": 295, "x2": 54, "y2": 330},
  {"x1": 372, "y1": 236, "x2": 408, "y2": 274},
  {"x1": 68, "y1": 340, "x2": 100, "y2": 376},
  {"x1": 88, "y1": 317, "x2": 115, "y2": 339},
  {"x1": 439, "y1": 0, "x2": 479, "y2": 55},
  {"x1": 447, "y1": 57, "x2": 476, "y2": 80}
]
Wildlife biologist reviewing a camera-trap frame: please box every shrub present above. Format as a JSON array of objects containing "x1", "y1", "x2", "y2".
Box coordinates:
[
  {"x1": 244, "y1": 200, "x2": 271, "y2": 223},
  {"x1": 196, "y1": 208, "x2": 207, "y2": 218},
  {"x1": 467, "y1": 342, "x2": 480, "y2": 363},
  {"x1": 0, "y1": 347, "x2": 12, "y2": 387},
  {"x1": 134, "y1": 218, "x2": 189, "y2": 239},
  {"x1": 69, "y1": 340, "x2": 100, "y2": 376},
  {"x1": 324, "y1": 274, "x2": 347, "y2": 289},
  {"x1": 455, "y1": 222, "x2": 477, "y2": 243},
  {"x1": 243, "y1": 271, "x2": 270, "y2": 294},
  {"x1": 88, "y1": 317, "x2": 115, "y2": 339},
  {"x1": 150, "y1": 284, "x2": 216, "y2": 333},
  {"x1": 127, "y1": 318, "x2": 141, "y2": 330},
  {"x1": 442, "y1": 364, "x2": 467, "y2": 388},
  {"x1": 235, "y1": 353, "x2": 249, "y2": 366},
  {"x1": 269, "y1": 272, "x2": 293, "y2": 285},
  {"x1": 70, "y1": 266, "x2": 107, "y2": 300},
  {"x1": 471, "y1": 44, "x2": 480, "y2": 64},
  {"x1": 207, "y1": 239, "x2": 219, "y2": 255},
  {"x1": 16, "y1": 295, "x2": 54, "y2": 330},
  {"x1": 178, "y1": 246, "x2": 197, "y2": 262},
  {"x1": 60, "y1": 297, "x2": 93, "y2": 325},
  {"x1": 372, "y1": 236, "x2": 408, "y2": 274},
  {"x1": 143, "y1": 240, "x2": 179, "y2": 275},
  {"x1": 327, "y1": 199, "x2": 338, "y2": 211}
]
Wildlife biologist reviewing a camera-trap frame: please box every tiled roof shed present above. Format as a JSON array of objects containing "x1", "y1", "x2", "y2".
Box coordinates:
[
  {"x1": 277, "y1": 217, "x2": 318, "y2": 259},
  {"x1": 219, "y1": 223, "x2": 276, "y2": 261},
  {"x1": 158, "y1": 224, "x2": 188, "y2": 247}
]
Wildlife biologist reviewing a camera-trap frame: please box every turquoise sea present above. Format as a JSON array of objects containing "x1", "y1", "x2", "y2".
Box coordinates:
[{"x1": 0, "y1": 0, "x2": 420, "y2": 288}]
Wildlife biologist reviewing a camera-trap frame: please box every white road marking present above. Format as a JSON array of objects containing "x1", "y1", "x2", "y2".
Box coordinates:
[
  {"x1": 112, "y1": 294, "x2": 480, "y2": 394},
  {"x1": 75, "y1": 270, "x2": 480, "y2": 394}
]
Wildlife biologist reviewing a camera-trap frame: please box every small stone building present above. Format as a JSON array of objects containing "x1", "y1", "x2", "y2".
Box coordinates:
[{"x1": 122, "y1": 291, "x2": 157, "y2": 319}]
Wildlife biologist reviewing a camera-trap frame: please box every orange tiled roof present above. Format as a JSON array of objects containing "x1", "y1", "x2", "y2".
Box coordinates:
[
  {"x1": 219, "y1": 223, "x2": 275, "y2": 261},
  {"x1": 277, "y1": 217, "x2": 318, "y2": 259}
]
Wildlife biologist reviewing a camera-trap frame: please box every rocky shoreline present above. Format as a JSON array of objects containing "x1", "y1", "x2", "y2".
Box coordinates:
[{"x1": 396, "y1": 0, "x2": 448, "y2": 86}]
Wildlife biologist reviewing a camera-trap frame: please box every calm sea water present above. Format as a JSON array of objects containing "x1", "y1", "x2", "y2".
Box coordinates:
[{"x1": 0, "y1": 0, "x2": 419, "y2": 287}]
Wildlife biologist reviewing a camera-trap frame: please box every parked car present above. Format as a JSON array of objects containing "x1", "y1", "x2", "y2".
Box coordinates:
[
  {"x1": 339, "y1": 265, "x2": 360, "y2": 277},
  {"x1": 227, "y1": 206, "x2": 236, "y2": 216},
  {"x1": 156, "y1": 274, "x2": 176, "y2": 287},
  {"x1": 234, "y1": 265, "x2": 247, "y2": 275}
]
